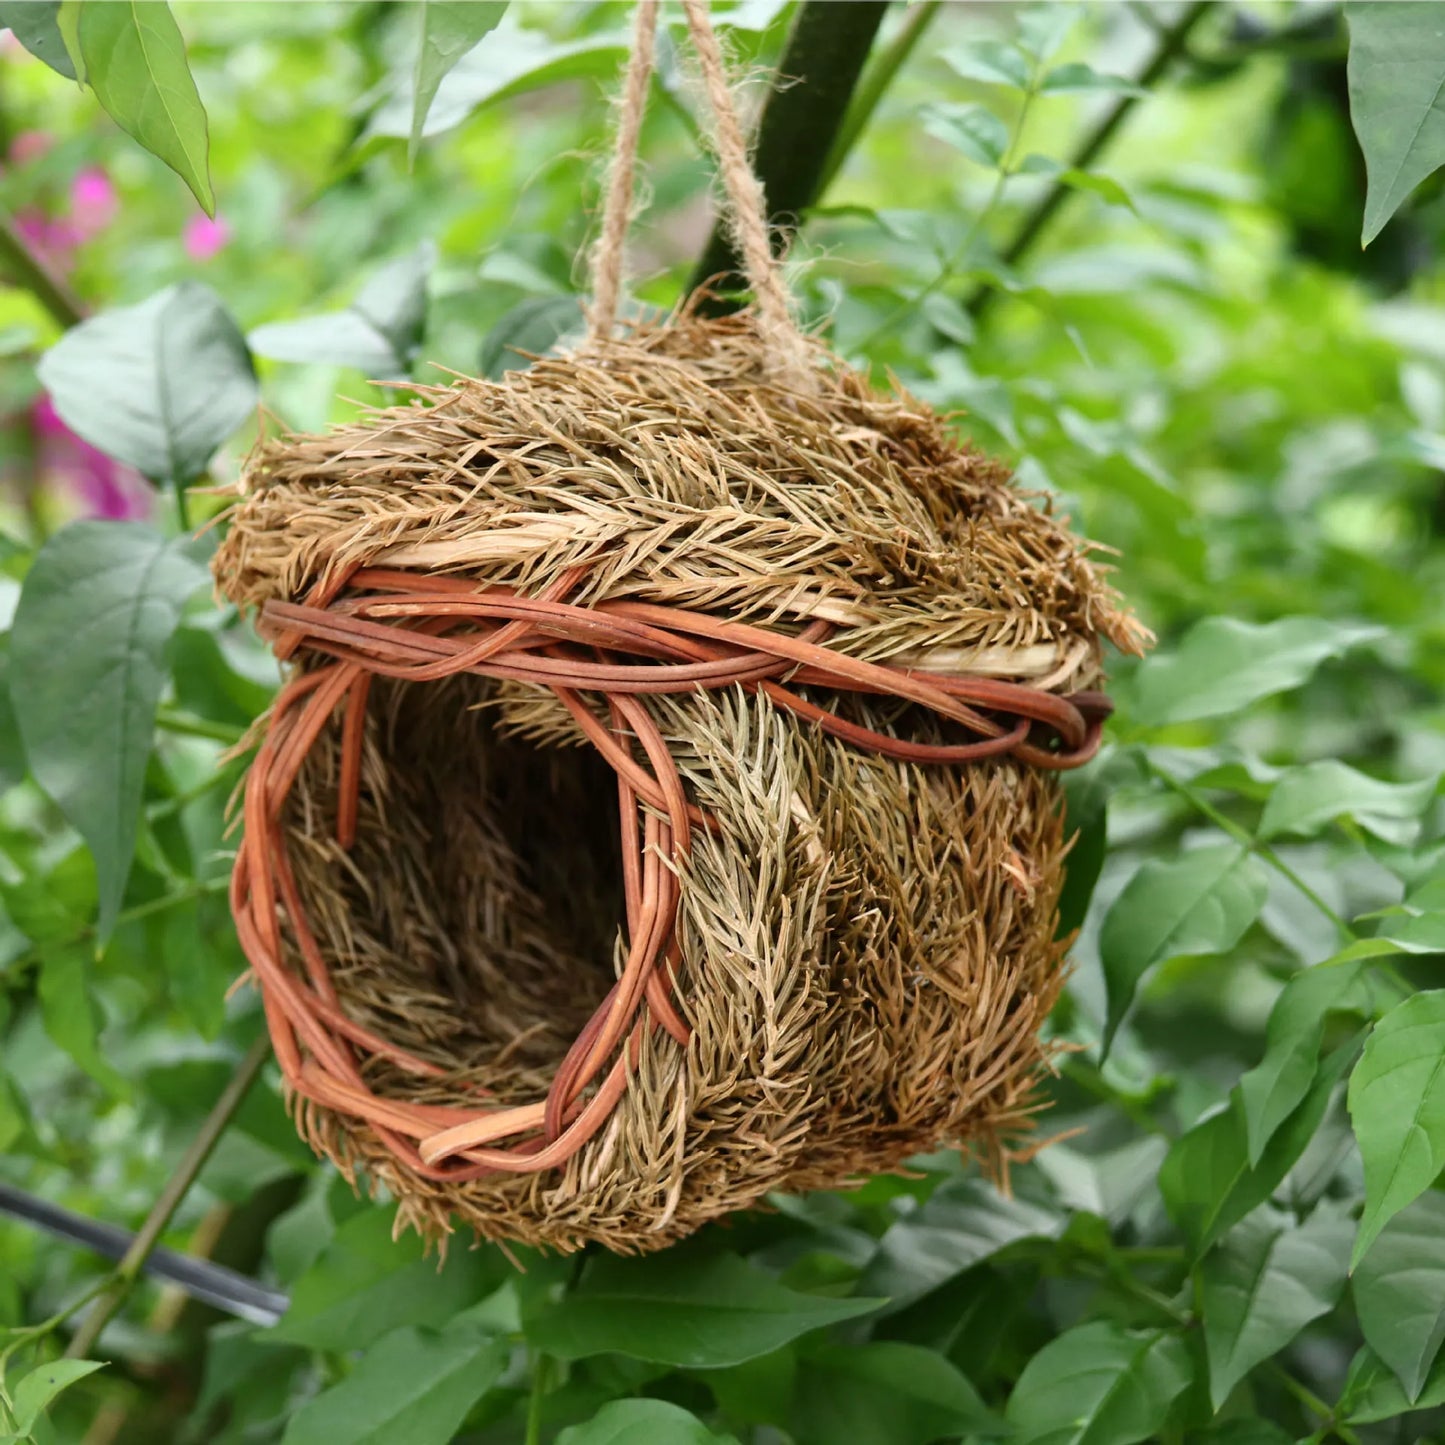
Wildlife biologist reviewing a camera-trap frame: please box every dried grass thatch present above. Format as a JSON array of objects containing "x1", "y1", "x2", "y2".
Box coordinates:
[{"x1": 214, "y1": 310, "x2": 1144, "y2": 1252}]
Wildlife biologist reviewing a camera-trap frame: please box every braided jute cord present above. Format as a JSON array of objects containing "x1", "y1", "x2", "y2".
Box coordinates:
[
  {"x1": 587, "y1": 0, "x2": 808, "y2": 380},
  {"x1": 229, "y1": 2, "x2": 1118, "y2": 1186}
]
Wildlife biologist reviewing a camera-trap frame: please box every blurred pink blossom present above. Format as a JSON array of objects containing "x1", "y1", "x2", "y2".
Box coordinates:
[
  {"x1": 70, "y1": 168, "x2": 118, "y2": 238},
  {"x1": 183, "y1": 214, "x2": 230, "y2": 261},
  {"x1": 8, "y1": 129, "x2": 53, "y2": 166},
  {"x1": 31, "y1": 396, "x2": 152, "y2": 521}
]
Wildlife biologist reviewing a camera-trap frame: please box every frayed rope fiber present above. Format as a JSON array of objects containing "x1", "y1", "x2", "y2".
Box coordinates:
[{"x1": 213, "y1": 2, "x2": 1146, "y2": 1253}]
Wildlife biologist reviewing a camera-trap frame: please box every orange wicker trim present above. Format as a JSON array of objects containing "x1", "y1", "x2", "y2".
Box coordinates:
[{"x1": 232, "y1": 563, "x2": 1111, "y2": 1183}]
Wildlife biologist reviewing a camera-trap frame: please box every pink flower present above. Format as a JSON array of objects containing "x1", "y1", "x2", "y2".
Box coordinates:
[
  {"x1": 70, "y1": 168, "x2": 117, "y2": 238},
  {"x1": 8, "y1": 130, "x2": 53, "y2": 166},
  {"x1": 31, "y1": 396, "x2": 153, "y2": 521},
  {"x1": 183, "y1": 214, "x2": 230, "y2": 261}
]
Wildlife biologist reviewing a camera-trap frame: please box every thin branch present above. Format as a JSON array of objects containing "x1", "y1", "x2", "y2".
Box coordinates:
[
  {"x1": 966, "y1": 0, "x2": 1213, "y2": 319},
  {"x1": 65, "y1": 1036, "x2": 271, "y2": 1360},
  {"x1": 0, "y1": 212, "x2": 85, "y2": 329},
  {"x1": 689, "y1": 0, "x2": 889, "y2": 307},
  {"x1": 1146, "y1": 760, "x2": 1351, "y2": 936}
]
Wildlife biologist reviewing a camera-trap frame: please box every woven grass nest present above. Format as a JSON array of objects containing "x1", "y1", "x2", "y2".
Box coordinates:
[{"x1": 214, "y1": 309, "x2": 1143, "y2": 1253}]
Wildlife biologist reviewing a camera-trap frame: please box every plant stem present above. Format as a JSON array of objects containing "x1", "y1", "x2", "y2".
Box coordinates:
[
  {"x1": 155, "y1": 708, "x2": 247, "y2": 747},
  {"x1": 1145, "y1": 760, "x2": 1352, "y2": 937},
  {"x1": 854, "y1": 47, "x2": 1042, "y2": 355},
  {"x1": 523, "y1": 1350, "x2": 552, "y2": 1445},
  {"x1": 64, "y1": 1035, "x2": 270, "y2": 1361},
  {"x1": 6, "y1": 876, "x2": 232, "y2": 985},
  {"x1": 689, "y1": 0, "x2": 888, "y2": 305},
  {"x1": 816, "y1": 1, "x2": 941, "y2": 196},
  {"x1": 0, "y1": 1278, "x2": 112, "y2": 1368},
  {"x1": 0, "y1": 211, "x2": 85, "y2": 329},
  {"x1": 1059, "y1": 1055, "x2": 1172, "y2": 1138},
  {"x1": 1264, "y1": 1361, "x2": 1361, "y2": 1444},
  {"x1": 966, "y1": 0, "x2": 1212, "y2": 319}
]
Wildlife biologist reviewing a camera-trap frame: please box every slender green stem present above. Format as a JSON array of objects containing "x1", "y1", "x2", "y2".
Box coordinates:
[
  {"x1": 1058, "y1": 1055, "x2": 1172, "y2": 1139},
  {"x1": 1145, "y1": 761, "x2": 1352, "y2": 936},
  {"x1": 524, "y1": 1351, "x2": 552, "y2": 1445},
  {"x1": 0, "y1": 211, "x2": 85, "y2": 329},
  {"x1": 6, "y1": 877, "x2": 232, "y2": 983},
  {"x1": 817, "y1": 1, "x2": 941, "y2": 196},
  {"x1": 1264, "y1": 1361, "x2": 1360, "y2": 1443},
  {"x1": 0, "y1": 1278, "x2": 112, "y2": 1368},
  {"x1": 155, "y1": 708, "x2": 247, "y2": 747},
  {"x1": 147, "y1": 763, "x2": 243, "y2": 822},
  {"x1": 853, "y1": 43, "x2": 1044, "y2": 355},
  {"x1": 64, "y1": 1035, "x2": 270, "y2": 1360},
  {"x1": 966, "y1": 0, "x2": 1212, "y2": 319}
]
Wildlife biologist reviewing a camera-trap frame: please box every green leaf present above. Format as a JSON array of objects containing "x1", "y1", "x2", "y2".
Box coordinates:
[
  {"x1": 1200, "y1": 1202, "x2": 1352, "y2": 1409},
  {"x1": 1161, "y1": 1039, "x2": 1357, "y2": 1256},
  {"x1": 280, "y1": 1327, "x2": 505, "y2": 1445},
  {"x1": 0, "y1": 1071, "x2": 30, "y2": 1152},
  {"x1": 1193, "y1": 1424, "x2": 1293, "y2": 1445},
  {"x1": 1349, "y1": 991, "x2": 1445, "y2": 1266},
  {"x1": 37, "y1": 282, "x2": 257, "y2": 486},
  {"x1": 1131, "y1": 617, "x2": 1383, "y2": 727},
  {"x1": 479, "y1": 295, "x2": 584, "y2": 379},
  {"x1": 1041, "y1": 62, "x2": 1146, "y2": 96},
  {"x1": 1340, "y1": 1343, "x2": 1445, "y2": 1423},
  {"x1": 368, "y1": 24, "x2": 627, "y2": 142},
  {"x1": 11, "y1": 1359, "x2": 105, "y2": 1434},
  {"x1": 39, "y1": 945, "x2": 129, "y2": 1095},
  {"x1": 161, "y1": 892, "x2": 234, "y2": 1040},
  {"x1": 0, "y1": 641, "x2": 28, "y2": 796},
  {"x1": 941, "y1": 40, "x2": 1031, "y2": 89},
  {"x1": 526, "y1": 1250, "x2": 881, "y2": 1369},
  {"x1": 1258, "y1": 760, "x2": 1438, "y2": 844},
  {"x1": 1018, "y1": 154, "x2": 1137, "y2": 212},
  {"x1": 1004, "y1": 1323, "x2": 1192, "y2": 1445},
  {"x1": 249, "y1": 243, "x2": 436, "y2": 376},
  {"x1": 791, "y1": 1342, "x2": 1003, "y2": 1445},
  {"x1": 0, "y1": 1, "x2": 77, "y2": 78},
  {"x1": 1238, "y1": 958, "x2": 1372, "y2": 1166},
  {"x1": 1099, "y1": 845, "x2": 1268, "y2": 1051},
  {"x1": 922, "y1": 103, "x2": 1010, "y2": 168},
  {"x1": 1346, "y1": 2, "x2": 1445, "y2": 244},
  {"x1": 409, "y1": 2, "x2": 508, "y2": 160},
  {"x1": 1015, "y1": 5, "x2": 1075, "y2": 62},
  {"x1": 75, "y1": 0, "x2": 213, "y2": 214},
  {"x1": 0, "y1": 847, "x2": 95, "y2": 946},
  {"x1": 11, "y1": 523, "x2": 210, "y2": 939},
  {"x1": 1058, "y1": 749, "x2": 1140, "y2": 938},
  {"x1": 270, "y1": 1206, "x2": 507, "y2": 1352},
  {"x1": 857, "y1": 1177, "x2": 1063, "y2": 1312},
  {"x1": 1353, "y1": 1190, "x2": 1445, "y2": 1400},
  {"x1": 1033, "y1": 1136, "x2": 1168, "y2": 1224},
  {"x1": 1375, "y1": 871, "x2": 1445, "y2": 953},
  {"x1": 555, "y1": 1400, "x2": 737, "y2": 1445}
]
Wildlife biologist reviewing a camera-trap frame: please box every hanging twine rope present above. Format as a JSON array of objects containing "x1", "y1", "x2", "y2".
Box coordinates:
[
  {"x1": 587, "y1": 0, "x2": 810, "y2": 382},
  {"x1": 587, "y1": 0, "x2": 660, "y2": 339}
]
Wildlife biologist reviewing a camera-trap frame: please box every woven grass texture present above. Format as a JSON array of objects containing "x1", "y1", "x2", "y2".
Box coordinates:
[{"x1": 214, "y1": 312, "x2": 1145, "y2": 1252}]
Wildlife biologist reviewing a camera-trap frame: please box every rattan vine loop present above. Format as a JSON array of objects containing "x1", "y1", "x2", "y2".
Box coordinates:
[{"x1": 233, "y1": 563, "x2": 1115, "y2": 1184}]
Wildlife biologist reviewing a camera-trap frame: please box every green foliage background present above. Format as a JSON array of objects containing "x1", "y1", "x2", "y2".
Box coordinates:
[{"x1": 0, "y1": 2, "x2": 1444, "y2": 1442}]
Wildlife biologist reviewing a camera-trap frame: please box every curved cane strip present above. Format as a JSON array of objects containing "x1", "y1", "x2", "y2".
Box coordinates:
[{"x1": 232, "y1": 564, "x2": 1112, "y2": 1181}]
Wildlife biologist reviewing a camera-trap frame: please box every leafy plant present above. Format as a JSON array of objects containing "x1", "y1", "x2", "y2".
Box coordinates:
[{"x1": 0, "y1": 1, "x2": 1442, "y2": 1442}]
